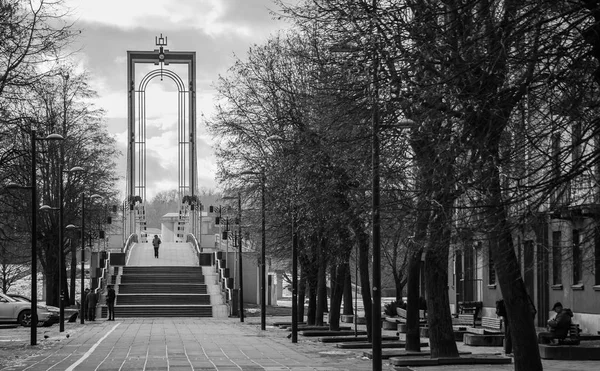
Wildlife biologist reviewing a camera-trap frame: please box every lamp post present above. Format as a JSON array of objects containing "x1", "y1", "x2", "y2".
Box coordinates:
[
  {"x1": 7, "y1": 130, "x2": 63, "y2": 346},
  {"x1": 266, "y1": 135, "x2": 300, "y2": 342},
  {"x1": 223, "y1": 194, "x2": 244, "y2": 322},
  {"x1": 45, "y1": 166, "x2": 83, "y2": 332},
  {"x1": 266, "y1": 134, "x2": 298, "y2": 343},
  {"x1": 68, "y1": 193, "x2": 102, "y2": 324},
  {"x1": 240, "y1": 170, "x2": 267, "y2": 330}
]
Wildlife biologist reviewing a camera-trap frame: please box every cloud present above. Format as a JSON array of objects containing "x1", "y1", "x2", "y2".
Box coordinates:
[{"x1": 68, "y1": 0, "x2": 285, "y2": 37}]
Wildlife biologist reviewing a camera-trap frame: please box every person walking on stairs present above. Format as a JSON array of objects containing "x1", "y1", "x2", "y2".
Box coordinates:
[
  {"x1": 152, "y1": 234, "x2": 161, "y2": 258},
  {"x1": 106, "y1": 285, "x2": 116, "y2": 321}
]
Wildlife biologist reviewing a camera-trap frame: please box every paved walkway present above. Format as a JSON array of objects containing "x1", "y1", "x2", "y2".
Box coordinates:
[
  {"x1": 128, "y1": 242, "x2": 197, "y2": 266},
  {"x1": 1, "y1": 316, "x2": 600, "y2": 370},
  {"x1": 0, "y1": 317, "x2": 376, "y2": 371}
]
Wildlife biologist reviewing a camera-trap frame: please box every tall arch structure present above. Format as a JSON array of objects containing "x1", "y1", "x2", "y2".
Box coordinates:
[{"x1": 126, "y1": 36, "x2": 198, "y2": 241}]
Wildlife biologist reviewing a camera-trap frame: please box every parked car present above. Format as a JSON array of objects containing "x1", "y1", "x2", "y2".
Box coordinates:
[
  {"x1": 7, "y1": 294, "x2": 60, "y2": 327},
  {"x1": 0, "y1": 292, "x2": 54, "y2": 327}
]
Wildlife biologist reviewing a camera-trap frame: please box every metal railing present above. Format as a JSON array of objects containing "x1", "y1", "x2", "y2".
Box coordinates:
[
  {"x1": 187, "y1": 233, "x2": 202, "y2": 266},
  {"x1": 123, "y1": 233, "x2": 138, "y2": 266}
]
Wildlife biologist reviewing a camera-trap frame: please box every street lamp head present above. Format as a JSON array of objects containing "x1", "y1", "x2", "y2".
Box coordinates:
[
  {"x1": 65, "y1": 224, "x2": 80, "y2": 230},
  {"x1": 44, "y1": 134, "x2": 64, "y2": 141},
  {"x1": 39, "y1": 205, "x2": 60, "y2": 211},
  {"x1": 68, "y1": 166, "x2": 85, "y2": 173},
  {"x1": 397, "y1": 118, "x2": 416, "y2": 128},
  {"x1": 90, "y1": 194, "x2": 103, "y2": 200},
  {"x1": 5, "y1": 183, "x2": 31, "y2": 190},
  {"x1": 266, "y1": 135, "x2": 285, "y2": 143}
]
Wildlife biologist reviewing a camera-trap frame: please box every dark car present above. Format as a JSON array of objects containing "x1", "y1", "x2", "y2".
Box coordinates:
[{"x1": 7, "y1": 294, "x2": 60, "y2": 327}]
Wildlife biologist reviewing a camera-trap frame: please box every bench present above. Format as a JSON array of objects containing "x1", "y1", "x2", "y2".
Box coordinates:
[
  {"x1": 557, "y1": 324, "x2": 581, "y2": 345},
  {"x1": 397, "y1": 308, "x2": 407, "y2": 319},
  {"x1": 467, "y1": 316, "x2": 503, "y2": 335},
  {"x1": 397, "y1": 307, "x2": 427, "y2": 323},
  {"x1": 452, "y1": 314, "x2": 475, "y2": 327}
]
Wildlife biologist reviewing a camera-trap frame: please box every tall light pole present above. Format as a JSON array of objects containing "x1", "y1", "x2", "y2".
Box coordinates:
[
  {"x1": 69, "y1": 193, "x2": 101, "y2": 324},
  {"x1": 237, "y1": 192, "x2": 244, "y2": 322},
  {"x1": 260, "y1": 173, "x2": 266, "y2": 330},
  {"x1": 266, "y1": 134, "x2": 299, "y2": 342},
  {"x1": 240, "y1": 170, "x2": 267, "y2": 330},
  {"x1": 8, "y1": 130, "x2": 63, "y2": 346},
  {"x1": 223, "y1": 194, "x2": 244, "y2": 322},
  {"x1": 57, "y1": 166, "x2": 83, "y2": 332}
]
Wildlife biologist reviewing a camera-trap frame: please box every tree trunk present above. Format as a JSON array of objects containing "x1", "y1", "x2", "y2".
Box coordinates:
[
  {"x1": 484, "y1": 145, "x2": 542, "y2": 371},
  {"x1": 354, "y1": 221, "x2": 373, "y2": 341},
  {"x1": 343, "y1": 264, "x2": 353, "y2": 316},
  {"x1": 70, "y1": 243, "x2": 76, "y2": 304},
  {"x1": 316, "y1": 248, "x2": 327, "y2": 326},
  {"x1": 405, "y1": 248, "x2": 423, "y2": 351},
  {"x1": 424, "y1": 196, "x2": 459, "y2": 358},
  {"x1": 394, "y1": 272, "x2": 404, "y2": 303},
  {"x1": 298, "y1": 267, "x2": 307, "y2": 324},
  {"x1": 305, "y1": 252, "x2": 317, "y2": 325},
  {"x1": 43, "y1": 245, "x2": 58, "y2": 307},
  {"x1": 405, "y1": 191, "x2": 430, "y2": 352},
  {"x1": 329, "y1": 261, "x2": 348, "y2": 331}
]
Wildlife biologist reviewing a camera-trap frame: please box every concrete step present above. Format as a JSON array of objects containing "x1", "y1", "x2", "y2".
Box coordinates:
[
  {"x1": 118, "y1": 284, "x2": 207, "y2": 294},
  {"x1": 117, "y1": 294, "x2": 211, "y2": 305},
  {"x1": 107, "y1": 305, "x2": 213, "y2": 317},
  {"x1": 120, "y1": 276, "x2": 205, "y2": 284},
  {"x1": 122, "y1": 266, "x2": 202, "y2": 274}
]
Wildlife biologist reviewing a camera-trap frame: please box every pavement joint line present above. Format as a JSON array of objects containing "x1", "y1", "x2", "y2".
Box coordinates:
[{"x1": 65, "y1": 322, "x2": 120, "y2": 371}]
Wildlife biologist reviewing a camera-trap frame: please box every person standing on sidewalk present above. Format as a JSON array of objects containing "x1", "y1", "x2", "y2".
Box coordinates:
[
  {"x1": 152, "y1": 235, "x2": 161, "y2": 258},
  {"x1": 86, "y1": 289, "x2": 98, "y2": 321},
  {"x1": 82, "y1": 288, "x2": 90, "y2": 320},
  {"x1": 106, "y1": 285, "x2": 116, "y2": 321}
]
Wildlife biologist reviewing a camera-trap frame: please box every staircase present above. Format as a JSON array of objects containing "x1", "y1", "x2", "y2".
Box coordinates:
[{"x1": 113, "y1": 266, "x2": 212, "y2": 317}]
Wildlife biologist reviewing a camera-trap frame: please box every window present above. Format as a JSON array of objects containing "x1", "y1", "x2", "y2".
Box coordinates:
[
  {"x1": 488, "y1": 243, "x2": 496, "y2": 286},
  {"x1": 573, "y1": 229, "x2": 582, "y2": 285},
  {"x1": 552, "y1": 231, "x2": 562, "y2": 285}
]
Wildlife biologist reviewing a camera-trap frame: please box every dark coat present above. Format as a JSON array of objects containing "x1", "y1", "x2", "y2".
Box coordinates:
[
  {"x1": 548, "y1": 308, "x2": 573, "y2": 338},
  {"x1": 85, "y1": 291, "x2": 98, "y2": 307},
  {"x1": 106, "y1": 288, "x2": 116, "y2": 303},
  {"x1": 152, "y1": 237, "x2": 161, "y2": 248}
]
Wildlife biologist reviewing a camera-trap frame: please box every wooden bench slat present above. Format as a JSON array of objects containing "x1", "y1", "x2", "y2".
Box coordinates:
[{"x1": 466, "y1": 316, "x2": 502, "y2": 335}]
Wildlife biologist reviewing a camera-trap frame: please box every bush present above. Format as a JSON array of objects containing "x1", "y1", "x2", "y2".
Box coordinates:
[{"x1": 383, "y1": 300, "x2": 404, "y2": 316}]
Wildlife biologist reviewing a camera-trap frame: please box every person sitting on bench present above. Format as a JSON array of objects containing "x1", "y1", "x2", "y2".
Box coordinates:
[{"x1": 538, "y1": 302, "x2": 573, "y2": 344}]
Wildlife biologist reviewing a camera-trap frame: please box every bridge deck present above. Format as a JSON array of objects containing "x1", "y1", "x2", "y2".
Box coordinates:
[{"x1": 127, "y1": 242, "x2": 197, "y2": 266}]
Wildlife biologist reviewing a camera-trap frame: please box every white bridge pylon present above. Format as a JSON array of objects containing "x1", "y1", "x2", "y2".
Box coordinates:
[{"x1": 125, "y1": 35, "x2": 199, "y2": 239}]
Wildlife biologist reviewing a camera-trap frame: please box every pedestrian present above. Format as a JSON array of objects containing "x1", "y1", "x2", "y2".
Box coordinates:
[
  {"x1": 106, "y1": 285, "x2": 116, "y2": 321},
  {"x1": 538, "y1": 302, "x2": 574, "y2": 344},
  {"x1": 82, "y1": 288, "x2": 90, "y2": 321},
  {"x1": 152, "y1": 234, "x2": 161, "y2": 258},
  {"x1": 495, "y1": 292, "x2": 537, "y2": 356},
  {"x1": 86, "y1": 288, "x2": 98, "y2": 321}
]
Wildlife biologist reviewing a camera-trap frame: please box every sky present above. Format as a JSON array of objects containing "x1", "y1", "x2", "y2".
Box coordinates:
[{"x1": 63, "y1": 0, "x2": 294, "y2": 200}]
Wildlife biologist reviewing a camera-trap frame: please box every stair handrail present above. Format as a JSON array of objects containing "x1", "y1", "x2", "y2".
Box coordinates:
[
  {"x1": 123, "y1": 233, "x2": 138, "y2": 265},
  {"x1": 186, "y1": 233, "x2": 202, "y2": 266}
]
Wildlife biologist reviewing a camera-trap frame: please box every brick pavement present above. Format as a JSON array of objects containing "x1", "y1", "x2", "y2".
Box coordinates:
[
  {"x1": 0, "y1": 317, "x2": 378, "y2": 371},
  {"x1": 1, "y1": 316, "x2": 600, "y2": 370}
]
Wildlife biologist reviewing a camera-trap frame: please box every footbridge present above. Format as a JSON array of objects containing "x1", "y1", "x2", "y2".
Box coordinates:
[
  {"x1": 92, "y1": 37, "x2": 254, "y2": 319},
  {"x1": 97, "y1": 235, "x2": 229, "y2": 318}
]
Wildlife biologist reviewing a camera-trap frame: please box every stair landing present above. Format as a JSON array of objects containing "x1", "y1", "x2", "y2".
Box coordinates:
[{"x1": 127, "y1": 242, "x2": 197, "y2": 266}]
